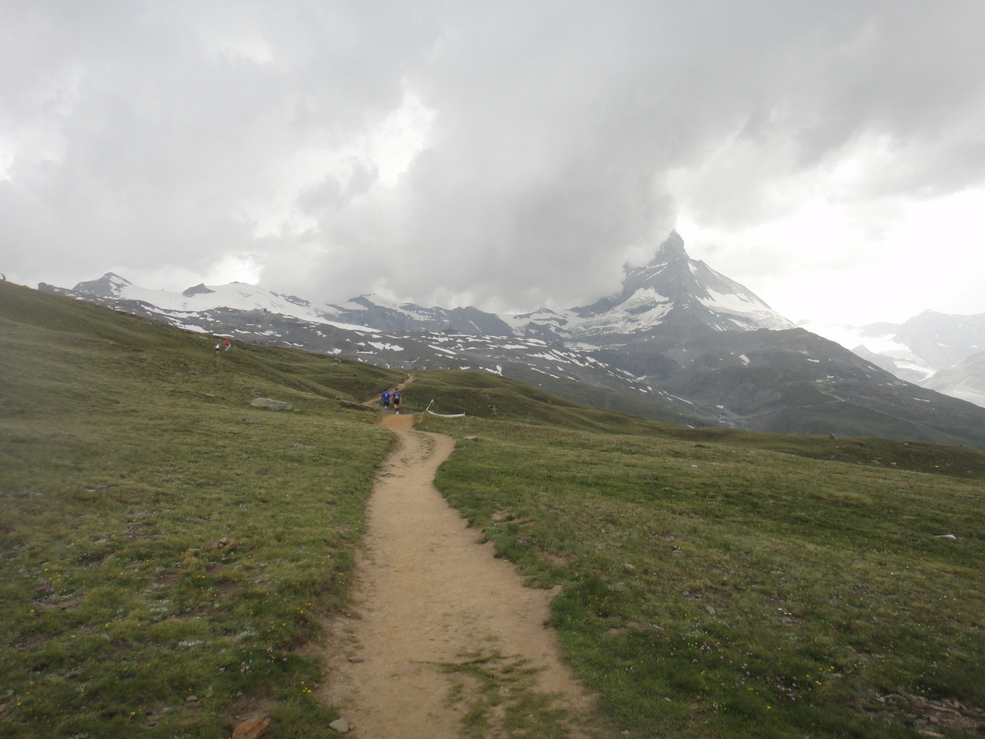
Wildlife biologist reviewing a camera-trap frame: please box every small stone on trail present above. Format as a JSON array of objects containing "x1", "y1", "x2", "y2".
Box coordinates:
[
  {"x1": 232, "y1": 716, "x2": 272, "y2": 739},
  {"x1": 329, "y1": 717, "x2": 351, "y2": 733}
]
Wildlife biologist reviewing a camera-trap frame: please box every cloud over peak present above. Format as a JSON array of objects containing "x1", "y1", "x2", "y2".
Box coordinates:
[{"x1": 3, "y1": 1, "x2": 984, "y2": 322}]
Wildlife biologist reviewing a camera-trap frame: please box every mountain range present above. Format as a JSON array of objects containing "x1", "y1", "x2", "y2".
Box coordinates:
[
  {"x1": 39, "y1": 232, "x2": 985, "y2": 448},
  {"x1": 815, "y1": 311, "x2": 985, "y2": 407}
]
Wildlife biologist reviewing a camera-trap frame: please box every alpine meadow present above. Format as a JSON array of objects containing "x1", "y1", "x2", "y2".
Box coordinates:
[{"x1": 2, "y1": 280, "x2": 984, "y2": 738}]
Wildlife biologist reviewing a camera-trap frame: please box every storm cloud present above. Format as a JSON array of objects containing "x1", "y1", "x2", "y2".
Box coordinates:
[{"x1": 3, "y1": 1, "x2": 984, "y2": 321}]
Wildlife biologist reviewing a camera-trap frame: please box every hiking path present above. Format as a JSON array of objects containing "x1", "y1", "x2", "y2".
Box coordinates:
[{"x1": 315, "y1": 399, "x2": 603, "y2": 737}]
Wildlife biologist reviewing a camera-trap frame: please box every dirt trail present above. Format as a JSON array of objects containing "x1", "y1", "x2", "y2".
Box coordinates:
[{"x1": 317, "y1": 413, "x2": 599, "y2": 738}]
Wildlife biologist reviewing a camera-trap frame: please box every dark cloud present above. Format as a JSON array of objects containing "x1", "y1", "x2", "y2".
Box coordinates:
[{"x1": 2, "y1": 1, "x2": 984, "y2": 318}]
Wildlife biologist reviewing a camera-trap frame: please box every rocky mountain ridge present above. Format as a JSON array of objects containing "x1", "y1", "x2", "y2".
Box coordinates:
[{"x1": 38, "y1": 232, "x2": 985, "y2": 448}]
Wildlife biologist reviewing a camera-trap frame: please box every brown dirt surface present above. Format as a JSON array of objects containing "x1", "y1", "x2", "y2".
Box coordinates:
[{"x1": 316, "y1": 412, "x2": 604, "y2": 738}]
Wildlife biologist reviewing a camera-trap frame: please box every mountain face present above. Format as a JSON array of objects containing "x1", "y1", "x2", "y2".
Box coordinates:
[
  {"x1": 323, "y1": 296, "x2": 514, "y2": 336},
  {"x1": 71, "y1": 272, "x2": 133, "y2": 298},
  {"x1": 506, "y1": 231, "x2": 792, "y2": 347},
  {"x1": 895, "y1": 311, "x2": 985, "y2": 368},
  {"x1": 38, "y1": 232, "x2": 985, "y2": 449},
  {"x1": 923, "y1": 349, "x2": 985, "y2": 408},
  {"x1": 812, "y1": 310, "x2": 985, "y2": 405},
  {"x1": 572, "y1": 231, "x2": 793, "y2": 337}
]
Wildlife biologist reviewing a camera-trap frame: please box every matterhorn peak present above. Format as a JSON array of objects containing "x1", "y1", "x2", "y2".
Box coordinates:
[
  {"x1": 649, "y1": 230, "x2": 687, "y2": 263},
  {"x1": 570, "y1": 231, "x2": 793, "y2": 336}
]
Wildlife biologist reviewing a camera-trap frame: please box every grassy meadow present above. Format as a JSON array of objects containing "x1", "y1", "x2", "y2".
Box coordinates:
[
  {"x1": 0, "y1": 282, "x2": 405, "y2": 737},
  {"x1": 3, "y1": 281, "x2": 984, "y2": 738},
  {"x1": 415, "y1": 403, "x2": 985, "y2": 737}
]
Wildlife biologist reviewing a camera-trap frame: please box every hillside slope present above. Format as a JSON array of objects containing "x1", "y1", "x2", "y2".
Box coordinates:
[
  {"x1": 42, "y1": 232, "x2": 985, "y2": 447},
  {"x1": 415, "y1": 411, "x2": 985, "y2": 737},
  {"x1": 0, "y1": 281, "x2": 404, "y2": 737},
  {"x1": 3, "y1": 281, "x2": 985, "y2": 737}
]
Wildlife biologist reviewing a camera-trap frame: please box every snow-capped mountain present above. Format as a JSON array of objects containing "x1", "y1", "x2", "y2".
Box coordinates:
[
  {"x1": 506, "y1": 231, "x2": 792, "y2": 346},
  {"x1": 67, "y1": 232, "x2": 791, "y2": 348},
  {"x1": 68, "y1": 274, "x2": 516, "y2": 337},
  {"x1": 69, "y1": 272, "x2": 344, "y2": 325},
  {"x1": 805, "y1": 310, "x2": 985, "y2": 406},
  {"x1": 323, "y1": 295, "x2": 513, "y2": 336},
  {"x1": 923, "y1": 350, "x2": 985, "y2": 408},
  {"x1": 38, "y1": 231, "x2": 985, "y2": 448},
  {"x1": 894, "y1": 311, "x2": 985, "y2": 369},
  {"x1": 572, "y1": 231, "x2": 793, "y2": 336}
]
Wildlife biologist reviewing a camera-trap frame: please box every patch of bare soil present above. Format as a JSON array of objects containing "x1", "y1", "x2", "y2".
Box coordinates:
[{"x1": 317, "y1": 413, "x2": 601, "y2": 738}]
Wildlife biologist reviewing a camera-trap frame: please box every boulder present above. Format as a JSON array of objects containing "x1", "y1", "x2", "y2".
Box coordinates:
[
  {"x1": 329, "y1": 717, "x2": 350, "y2": 733},
  {"x1": 250, "y1": 397, "x2": 293, "y2": 411},
  {"x1": 233, "y1": 716, "x2": 272, "y2": 739}
]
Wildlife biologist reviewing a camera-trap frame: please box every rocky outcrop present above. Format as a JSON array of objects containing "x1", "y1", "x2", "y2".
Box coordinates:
[{"x1": 250, "y1": 397, "x2": 293, "y2": 411}]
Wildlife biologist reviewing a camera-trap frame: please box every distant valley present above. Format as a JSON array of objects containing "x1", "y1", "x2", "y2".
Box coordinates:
[{"x1": 806, "y1": 312, "x2": 985, "y2": 408}]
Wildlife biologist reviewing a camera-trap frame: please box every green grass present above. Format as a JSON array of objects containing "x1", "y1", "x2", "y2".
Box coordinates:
[
  {"x1": 416, "y1": 412, "x2": 985, "y2": 738},
  {"x1": 0, "y1": 282, "x2": 405, "y2": 737},
  {"x1": 5, "y1": 280, "x2": 985, "y2": 737}
]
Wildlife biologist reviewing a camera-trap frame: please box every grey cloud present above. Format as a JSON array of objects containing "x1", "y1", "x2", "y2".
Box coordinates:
[{"x1": 2, "y1": 1, "x2": 984, "y2": 314}]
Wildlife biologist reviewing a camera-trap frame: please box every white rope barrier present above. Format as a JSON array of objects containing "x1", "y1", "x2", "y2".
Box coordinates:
[{"x1": 425, "y1": 399, "x2": 466, "y2": 418}]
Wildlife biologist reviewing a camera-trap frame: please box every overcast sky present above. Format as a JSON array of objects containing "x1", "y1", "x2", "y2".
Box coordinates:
[{"x1": 3, "y1": 0, "x2": 984, "y2": 328}]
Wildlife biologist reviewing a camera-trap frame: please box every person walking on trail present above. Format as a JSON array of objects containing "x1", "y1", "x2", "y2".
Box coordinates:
[
  {"x1": 392, "y1": 389, "x2": 402, "y2": 414},
  {"x1": 214, "y1": 342, "x2": 221, "y2": 360},
  {"x1": 381, "y1": 389, "x2": 391, "y2": 410}
]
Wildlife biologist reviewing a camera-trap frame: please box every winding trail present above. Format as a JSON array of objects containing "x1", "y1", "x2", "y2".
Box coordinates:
[{"x1": 317, "y1": 411, "x2": 599, "y2": 737}]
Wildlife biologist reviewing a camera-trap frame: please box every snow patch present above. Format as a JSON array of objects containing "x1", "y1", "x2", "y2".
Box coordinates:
[{"x1": 367, "y1": 341, "x2": 405, "y2": 351}]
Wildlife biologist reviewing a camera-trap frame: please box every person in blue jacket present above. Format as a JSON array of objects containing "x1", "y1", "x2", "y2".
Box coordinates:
[{"x1": 381, "y1": 389, "x2": 391, "y2": 410}]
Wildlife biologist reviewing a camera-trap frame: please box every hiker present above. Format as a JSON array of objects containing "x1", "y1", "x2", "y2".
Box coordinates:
[
  {"x1": 214, "y1": 342, "x2": 221, "y2": 358},
  {"x1": 224, "y1": 339, "x2": 231, "y2": 351},
  {"x1": 381, "y1": 389, "x2": 391, "y2": 410},
  {"x1": 392, "y1": 389, "x2": 401, "y2": 414}
]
